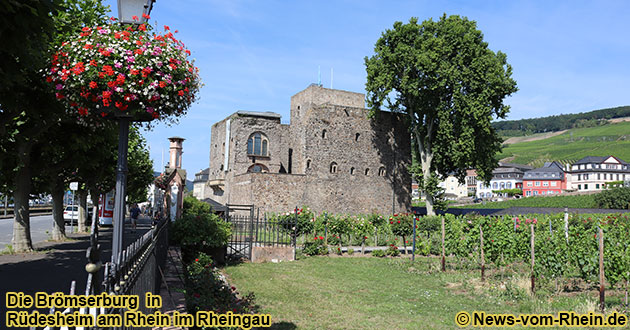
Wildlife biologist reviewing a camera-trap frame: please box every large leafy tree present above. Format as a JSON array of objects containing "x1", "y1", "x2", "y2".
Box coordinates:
[
  {"x1": 365, "y1": 15, "x2": 517, "y2": 215},
  {"x1": 0, "y1": 0, "x2": 110, "y2": 251}
]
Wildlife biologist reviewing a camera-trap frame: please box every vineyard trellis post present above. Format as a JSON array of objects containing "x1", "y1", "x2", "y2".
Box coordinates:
[
  {"x1": 564, "y1": 206, "x2": 569, "y2": 244},
  {"x1": 441, "y1": 216, "x2": 446, "y2": 272},
  {"x1": 480, "y1": 224, "x2": 485, "y2": 282},
  {"x1": 412, "y1": 216, "x2": 416, "y2": 262},
  {"x1": 530, "y1": 223, "x2": 535, "y2": 294},
  {"x1": 597, "y1": 226, "x2": 606, "y2": 314}
]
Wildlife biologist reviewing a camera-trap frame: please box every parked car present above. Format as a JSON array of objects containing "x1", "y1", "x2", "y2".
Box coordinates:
[
  {"x1": 473, "y1": 197, "x2": 483, "y2": 203},
  {"x1": 63, "y1": 206, "x2": 93, "y2": 225}
]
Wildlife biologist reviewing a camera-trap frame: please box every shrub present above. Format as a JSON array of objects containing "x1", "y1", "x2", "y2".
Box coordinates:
[
  {"x1": 171, "y1": 212, "x2": 231, "y2": 264},
  {"x1": 386, "y1": 244, "x2": 400, "y2": 257},
  {"x1": 183, "y1": 195, "x2": 212, "y2": 216},
  {"x1": 275, "y1": 207, "x2": 315, "y2": 237},
  {"x1": 184, "y1": 253, "x2": 259, "y2": 316},
  {"x1": 372, "y1": 249, "x2": 386, "y2": 257},
  {"x1": 303, "y1": 236, "x2": 328, "y2": 256},
  {"x1": 594, "y1": 187, "x2": 630, "y2": 209},
  {"x1": 347, "y1": 248, "x2": 354, "y2": 255}
]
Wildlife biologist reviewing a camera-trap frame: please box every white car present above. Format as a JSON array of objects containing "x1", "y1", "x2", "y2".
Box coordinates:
[
  {"x1": 63, "y1": 206, "x2": 79, "y2": 224},
  {"x1": 63, "y1": 206, "x2": 93, "y2": 225}
]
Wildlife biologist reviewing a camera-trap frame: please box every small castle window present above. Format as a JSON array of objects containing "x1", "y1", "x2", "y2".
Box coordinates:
[
  {"x1": 306, "y1": 159, "x2": 311, "y2": 170},
  {"x1": 365, "y1": 168, "x2": 370, "y2": 176},
  {"x1": 344, "y1": 109, "x2": 349, "y2": 116},
  {"x1": 322, "y1": 129, "x2": 327, "y2": 139},
  {"x1": 350, "y1": 167, "x2": 355, "y2": 175},
  {"x1": 355, "y1": 133, "x2": 360, "y2": 142},
  {"x1": 378, "y1": 167, "x2": 386, "y2": 176},
  {"x1": 247, "y1": 132, "x2": 269, "y2": 156},
  {"x1": 330, "y1": 162, "x2": 338, "y2": 174}
]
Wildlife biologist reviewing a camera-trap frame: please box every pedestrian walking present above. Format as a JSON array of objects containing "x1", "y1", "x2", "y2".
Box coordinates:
[{"x1": 130, "y1": 203, "x2": 141, "y2": 233}]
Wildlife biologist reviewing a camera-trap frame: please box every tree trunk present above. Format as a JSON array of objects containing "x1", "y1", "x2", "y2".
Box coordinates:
[
  {"x1": 420, "y1": 147, "x2": 435, "y2": 216},
  {"x1": 78, "y1": 189, "x2": 87, "y2": 232},
  {"x1": 12, "y1": 153, "x2": 33, "y2": 252},
  {"x1": 90, "y1": 190, "x2": 99, "y2": 228},
  {"x1": 51, "y1": 180, "x2": 66, "y2": 241}
]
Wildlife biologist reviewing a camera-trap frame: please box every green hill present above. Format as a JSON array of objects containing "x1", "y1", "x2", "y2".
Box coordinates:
[{"x1": 499, "y1": 121, "x2": 630, "y2": 167}]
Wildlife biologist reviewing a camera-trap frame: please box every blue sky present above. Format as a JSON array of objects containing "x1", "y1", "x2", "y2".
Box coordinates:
[{"x1": 104, "y1": 0, "x2": 630, "y2": 175}]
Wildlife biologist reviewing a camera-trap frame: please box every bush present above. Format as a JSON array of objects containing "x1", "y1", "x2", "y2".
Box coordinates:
[
  {"x1": 347, "y1": 248, "x2": 354, "y2": 255},
  {"x1": 594, "y1": 187, "x2": 630, "y2": 209},
  {"x1": 183, "y1": 195, "x2": 212, "y2": 216},
  {"x1": 171, "y1": 211, "x2": 231, "y2": 264},
  {"x1": 184, "y1": 253, "x2": 259, "y2": 317},
  {"x1": 386, "y1": 244, "x2": 400, "y2": 257},
  {"x1": 303, "y1": 236, "x2": 328, "y2": 256},
  {"x1": 275, "y1": 206, "x2": 315, "y2": 237},
  {"x1": 372, "y1": 249, "x2": 386, "y2": 257}
]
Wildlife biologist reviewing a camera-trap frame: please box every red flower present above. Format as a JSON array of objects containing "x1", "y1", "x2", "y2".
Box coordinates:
[
  {"x1": 195, "y1": 258, "x2": 199, "y2": 262},
  {"x1": 159, "y1": 81, "x2": 167, "y2": 88},
  {"x1": 397, "y1": 220, "x2": 401, "y2": 224},
  {"x1": 142, "y1": 13, "x2": 150, "y2": 19},
  {"x1": 364, "y1": 236, "x2": 368, "y2": 239},
  {"x1": 390, "y1": 221, "x2": 393, "y2": 224},
  {"x1": 138, "y1": 24, "x2": 147, "y2": 31},
  {"x1": 178, "y1": 90, "x2": 184, "y2": 96},
  {"x1": 132, "y1": 15, "x2": 139, "y2": 21},
  {"x1": 314, "y1": 236, "x2": 318, "y2": 240},
  {"x1": 319, "y1": 236, "x2": 324, "y2": 240},
  {"x1": 164, "y1": 25, "x2": 170, "y2": 30},
  {"x1": 89, "y1": 81, "x2": 97, "y2": 89},
  {"x1": 231, "y1": 286, "x2": 236, "y2": 291}
]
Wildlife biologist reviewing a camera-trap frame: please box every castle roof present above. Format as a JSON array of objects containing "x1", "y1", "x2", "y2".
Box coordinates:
[{"x1": 235, "y1": 110, "x2": 282, "y2": 119}]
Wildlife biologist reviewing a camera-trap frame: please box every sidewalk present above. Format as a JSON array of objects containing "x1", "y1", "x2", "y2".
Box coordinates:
[
  {"x1": 0, "y1": 216, "x2": 153, "y2": 317},
  {"x1": 153, "y1": 247, "x2": 188, "y2": 330}
]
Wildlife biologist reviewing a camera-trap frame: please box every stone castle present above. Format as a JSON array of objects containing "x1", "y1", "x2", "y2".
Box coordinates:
[{"x1": 202, "y1": 84, "x2": 411, "y2": 215}]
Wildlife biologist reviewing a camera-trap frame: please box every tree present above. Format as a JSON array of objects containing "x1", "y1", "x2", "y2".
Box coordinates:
[
  {"x1": 126, "y1": 127, "x2": 155, "y2": 204},
  {"x1": 365, "y1": 15, "x2": 517, "y2": 215},
  {"x1": 0, "y1": 0, "x2": 110, "y2": 251}
]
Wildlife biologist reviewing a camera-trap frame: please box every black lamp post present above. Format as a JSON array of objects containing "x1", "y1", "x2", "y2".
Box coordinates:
[{"x1": 110, "y1": 0, "x2": 156, "y2": 266}]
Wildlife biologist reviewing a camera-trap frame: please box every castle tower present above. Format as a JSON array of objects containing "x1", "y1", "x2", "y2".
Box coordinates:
[{"x1": 168, "y1": 136, "x2": 185, "y2": 169}]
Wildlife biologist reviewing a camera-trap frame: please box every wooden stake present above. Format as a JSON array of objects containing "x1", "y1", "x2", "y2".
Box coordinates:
[
  {"x1": 530, "y1": 224, "x2": 535, "y2": 294},
  {"x1": 441, "y1": 216, "x2": 446, "y2": 272},
  {"x1": 480, "y1": 224, "x2": 485, "y2": 282},
  {"x1": 599, "y1": 226, "x2": 605, "y2": 313}
]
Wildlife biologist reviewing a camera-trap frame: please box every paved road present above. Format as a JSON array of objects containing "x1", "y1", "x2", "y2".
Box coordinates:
[
  {"x1": 0, "y1": 216, "x2": 155, "y2": 318},
  {"x1": 0, "y1": 215, "x2": 92, "y2": 251}
]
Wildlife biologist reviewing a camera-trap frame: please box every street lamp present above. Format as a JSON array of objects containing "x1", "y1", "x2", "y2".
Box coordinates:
[
  {"x1": 117, "y1": 0, "x2": 155, "y2": 24},
  {"x1": 110, "y1": 0, "x2": 156, "y2": 266}
]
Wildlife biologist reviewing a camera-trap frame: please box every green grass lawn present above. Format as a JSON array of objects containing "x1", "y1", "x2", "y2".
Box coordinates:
[
  {"x1": 453, "y1": 194, "x2": 599, "y2": 209},
  {"x1": 499, "y1": 121, "x2": 630, "y2": 166},
  {"x1": 223, "y1": 257, "x2": 613, "y2": 329}
]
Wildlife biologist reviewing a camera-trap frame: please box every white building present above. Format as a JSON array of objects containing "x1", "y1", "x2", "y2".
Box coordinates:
[
  {"x1": 477, "y1": 162, "x2": 532, "y2": 198},
  {"x1": 438, "y1": 175, "x2": 468, "y2": 200},
  {"x1": 568, "y1": 156, "x2": 630, "y2": 192},
  {"x1": 192, "y1": 168, "x2": 210, "y2": 200}
]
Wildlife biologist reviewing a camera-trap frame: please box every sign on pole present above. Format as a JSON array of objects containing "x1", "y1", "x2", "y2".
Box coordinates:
[{"x1": 69, "y1": 182, "x2": 79, "y2": 191}]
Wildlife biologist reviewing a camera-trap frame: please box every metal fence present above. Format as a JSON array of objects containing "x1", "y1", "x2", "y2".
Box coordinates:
[
  {"x1": 37, "y1": 216, "x2": 169, "y2": 330},
  {"x1": 224, "y1": 204, "x2": 296, "y2": 260}
]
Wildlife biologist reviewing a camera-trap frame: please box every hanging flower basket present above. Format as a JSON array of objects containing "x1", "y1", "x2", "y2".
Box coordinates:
[{"x1": 46, "y1": 16, "x2": 201, "y2": 123}]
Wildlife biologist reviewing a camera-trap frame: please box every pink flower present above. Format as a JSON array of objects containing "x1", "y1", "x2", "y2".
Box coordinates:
[
  {"x1": 515, "y1": 224, "x2": 520, "y2": 229},
  {"x1": 55, "y1": 84, "x2": 63, "y2": 90}
]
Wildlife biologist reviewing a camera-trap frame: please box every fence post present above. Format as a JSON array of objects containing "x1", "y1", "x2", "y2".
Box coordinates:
[
  {"x1": 480, "y1": 224, "x2": 485, "y2": 281},
  {"x1": 441, "y1": 215, "x2": 446, "y2": 272},
  {"x1": 324, "y1": 212, "x2": 328, "y2": 245},
  {"x1": 412, "y1": 216, "x2": 416, "y2": 262},
  {"x1": 249, "y1": 207, "x2": 254, "y2": 261},
  {"x1": 549, "y1": 218, "x2": 552, "y2": 235},
  {"x1": 564, "y1": 206, "x2": 569, "y2": 243},
  {"x1": 293, "y1": 207, "x2": 298, "y2": 259},
  {"x1": 599, "y1": 225, "x2": 605, "y2": 313},
  {"x1": 530, "y1": 224, "x2": 535, "y2": 294}
]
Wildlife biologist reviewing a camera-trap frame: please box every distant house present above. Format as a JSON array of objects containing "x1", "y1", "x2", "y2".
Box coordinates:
[
  {"x1": 465, "y1": 169, "x2": 477, "y2": 196},
  {"x1": 192, "y1": 168, "x2": 209, "y2": 200},
  {"x1": 477, "y1": 162, "x2": 533, "y2": 198},
  {"x1": 438, "y1": 175, "x2": 468, "y2": 200},
  {"x1": 522, "y1": 161, "x2": 566, "y2": 197},
  {"x1": 568, "y1": 156, "x2": 630, "y2": 192}
]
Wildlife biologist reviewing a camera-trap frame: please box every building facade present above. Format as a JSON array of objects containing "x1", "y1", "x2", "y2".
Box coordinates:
[
  {"x1": 192, "y1": 168, "x2": 209, "y2": 200},
  {"x1": 522, "y1": 161, "x2": 566, "y2": 197},
  {"x1": 477, "y1": 162, "x2": 532, "y2": 198},
  {"x1": 439, "y1": 175, "x2": 468, "y2": 200},
  {"x1": 568, "y1": 156, "x2": 630, "y2": 192},
  {"x1": 203, "y1": 84, "x2": 412, "y2": 215}
]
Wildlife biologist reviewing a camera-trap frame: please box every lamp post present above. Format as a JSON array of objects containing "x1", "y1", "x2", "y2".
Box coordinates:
[{"x1": 110, "y1": 0, "x2": 156, "y2": 266}]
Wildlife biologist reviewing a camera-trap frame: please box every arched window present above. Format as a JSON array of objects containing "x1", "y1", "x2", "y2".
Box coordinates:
[
  {"x1": 322, "y1": 129, "x2": 327, "y2": 139},
  {"x1": 492, "y1": 182, "x2": 498, "y2": 189},
  {"x1": 500, "y1": 182, "x2": 505, "y2": 189},
  {"x1": 365, "y1": 168, "x2": 370, "y2": 176},
  {"x1": 247, "y1": 132, "x2": 269, "y2": 156},
  {"x1": 306, "y1": 159, "x2": 311, "y2": 170},
  {"x1": 330, "y1": 162, "x2": 337, "y2": 174},
  {"x1": 350, "y1": 167, "x2": 355, "y2": 175},
  {"x1": 247, "y1": 164, "x2": 269, "y2": 173},
  {"x1": 378, "y1": 167, "x2": 386, "y2": 176}
]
